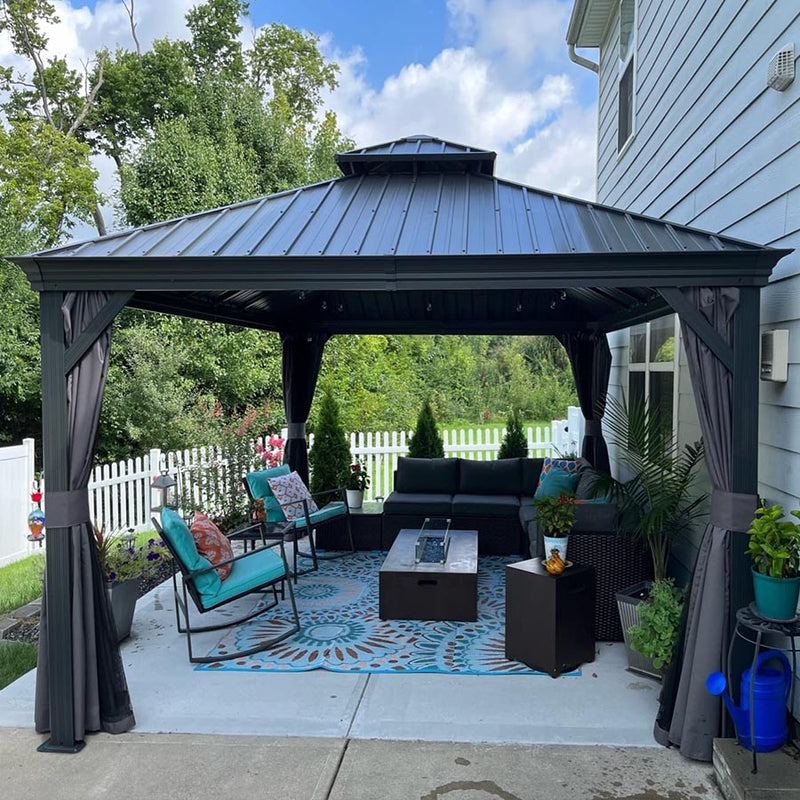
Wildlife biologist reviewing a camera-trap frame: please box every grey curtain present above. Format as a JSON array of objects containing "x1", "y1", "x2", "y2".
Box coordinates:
[
  {"x1": 281, "y1": 331, "x2": 329, "y2": 485},
  {"x1": 655, "y1": 287, "x2": 756, "y2": 761},
  {"x1": 35, "y1": 291, "x2": 135, "y2": 738},
  {"x1": 557, "y1": 332, "x2": 612, "y2": 472}
]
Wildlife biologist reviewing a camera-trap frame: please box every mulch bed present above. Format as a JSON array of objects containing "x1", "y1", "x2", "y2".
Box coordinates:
[{"x1": 2, "y1": 560, "x2": 174, "y2": 648}]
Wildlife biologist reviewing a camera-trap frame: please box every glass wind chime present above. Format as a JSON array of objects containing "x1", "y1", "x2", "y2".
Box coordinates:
[{"x1": 27, "y1": 482, "x2": 45, "y2": 547}]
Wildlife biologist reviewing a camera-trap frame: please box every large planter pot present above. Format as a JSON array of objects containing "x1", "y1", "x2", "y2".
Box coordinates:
[
  {"x1": 615, "y1": 580, "x2": 663, "y2": 680},
  {"x1": 106, "y1": 578, "x2": 140, "y2": 642},
  {"x1": 752, "y1": 569, "x2": 800, "y2": 621},
  {"x1": 346, "y1": 489, "x2": 364, "y2": 510}
]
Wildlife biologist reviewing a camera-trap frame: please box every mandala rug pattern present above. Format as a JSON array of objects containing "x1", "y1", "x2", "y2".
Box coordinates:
[{"x1": 198, "y1": 551, "x2": 579, "y2": 675}]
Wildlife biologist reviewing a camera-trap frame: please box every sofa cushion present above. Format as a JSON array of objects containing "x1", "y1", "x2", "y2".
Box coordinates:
[
  {"x1": 383, "y1": 491, "x2": 453, "y2": 515},
  {"x1": 458, "y1": 458, "x2": 523, "y2": 495},
  {"x1": 451, "y1": 493, "x2": 520, "y2": 517},
  {"x1": 534, "y1": 466, "x2": 580, "y2": 498},
  {"x1": 395, "y1": 457, "x2": 459, "y2": 494},
  {"x1": 520, "y1": 458, "x2": 545, "y2": 496},
  {"x1": 575, "y1": 469, "x2": 611, "y2": 501},
  {"x1": 518, "y1": 501, "x2": 618, "y2": 533}
]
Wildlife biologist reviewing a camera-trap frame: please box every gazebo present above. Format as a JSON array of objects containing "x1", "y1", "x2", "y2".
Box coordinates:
[{"x1": 11, "y1": 135, "x2": 790, "y2": 759}]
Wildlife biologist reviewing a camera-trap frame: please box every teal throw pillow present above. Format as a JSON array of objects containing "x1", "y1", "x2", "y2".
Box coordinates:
[{"x1": 534, "y1": 466, "x2": 581, "y2": 499}]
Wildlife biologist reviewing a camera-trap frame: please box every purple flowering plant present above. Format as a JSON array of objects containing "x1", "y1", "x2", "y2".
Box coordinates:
[{"x1": 93, "y1": 523, "x2": 170, "y2": 583}]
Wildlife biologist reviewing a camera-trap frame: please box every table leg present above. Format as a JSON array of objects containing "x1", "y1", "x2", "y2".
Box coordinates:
[{"x1": 750, "y1": 630, "x2": 762, "y2": 774}]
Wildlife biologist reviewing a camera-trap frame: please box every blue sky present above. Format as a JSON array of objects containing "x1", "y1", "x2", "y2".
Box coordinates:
[{"x1": 1, "y1": 0, "x2": 601, "y2": 237}]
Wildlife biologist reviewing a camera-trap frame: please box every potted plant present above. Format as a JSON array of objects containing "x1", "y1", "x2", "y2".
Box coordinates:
[
  {"x1": 533, "y1": 493, "x2": 577, "y2": 568},
  {"x1": 626, "y1": 578, "x2": 686, "y2": 679},
  {"x1": 94, "y1": 524, "x2": 170, "y2": 641},
  {"x1": 746, "y1": 502, "x2": 800, "y2": 621},
  {"x1": 592, "y1": 394, "x2": 707, "y2": 674},
  {"x1": 346, "y1": 458, "x2": 370, "y2": 510}
]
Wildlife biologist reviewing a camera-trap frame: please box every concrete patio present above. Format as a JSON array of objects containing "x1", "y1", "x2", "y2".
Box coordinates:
[{"x1": 0, "y1": 576, "x2": 661, "y2": 746}]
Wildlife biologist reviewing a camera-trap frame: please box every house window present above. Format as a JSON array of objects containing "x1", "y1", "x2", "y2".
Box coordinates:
[
  {"x1": 618, "y1": 0, "x2": 636, "y2": 153},
  {"x1": 628, "y1": 315, "x2": 679, "y2": 443}
]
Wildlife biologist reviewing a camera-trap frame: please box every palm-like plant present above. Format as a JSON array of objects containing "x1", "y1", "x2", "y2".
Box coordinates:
[{"x1": 592, "y1": 393, "x2": 707, "y2": 581}]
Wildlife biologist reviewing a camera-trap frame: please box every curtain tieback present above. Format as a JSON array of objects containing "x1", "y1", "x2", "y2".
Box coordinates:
[
  {"x1": 46, "y1": 488, "x2": 91, "y2": 529},
  {"x1": 584, "y1": 420, "x2": 603, "y2": 436},
  {"x1": 710, "y1": 490, "x2": 758, "y2": 532},
  {"x1": 287, "y1": 422, "x2": 306, "y2": 439}
]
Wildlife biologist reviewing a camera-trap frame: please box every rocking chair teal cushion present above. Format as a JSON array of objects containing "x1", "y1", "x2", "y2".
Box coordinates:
[
  {"x1": 160, "y1": 507, "x2": 221, "y2": 596},
  {"x1": 291, "y1": 500, "x2": 347, "y2": 530},
  {"x1": 244, "y1": 464, "x2": 290, "y2": 522},
  {"x1": 198, "y1": 545, "x2": 286, "y2": 607}
]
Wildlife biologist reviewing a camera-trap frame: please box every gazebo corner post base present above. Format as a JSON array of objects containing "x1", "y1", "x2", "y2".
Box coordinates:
[{"x1": 37, "y1": 738, "x2": 86, "y2": 754}]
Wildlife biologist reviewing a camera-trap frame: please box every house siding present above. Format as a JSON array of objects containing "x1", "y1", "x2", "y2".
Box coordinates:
[{"x1": 594, "y1": 1, "x2": 800, "y2": 575}]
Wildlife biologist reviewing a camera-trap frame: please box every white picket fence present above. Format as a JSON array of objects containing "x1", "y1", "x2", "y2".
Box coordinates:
[
  {"x1": 0, "y1": 410, "x2": 585, "y2": 563},
  {"x1": 0, "y1": 439, "x2": 37, "y2": 566}
]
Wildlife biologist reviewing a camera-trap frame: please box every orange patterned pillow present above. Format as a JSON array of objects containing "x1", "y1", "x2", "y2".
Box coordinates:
[{"x1": 190, "y1": 511, "x2": 234, "y2": 581}]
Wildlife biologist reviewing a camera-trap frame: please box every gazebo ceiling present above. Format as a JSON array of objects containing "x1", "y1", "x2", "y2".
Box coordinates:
[{"x1": 12, "y1": 134, "x2": 790, "y2": 335}]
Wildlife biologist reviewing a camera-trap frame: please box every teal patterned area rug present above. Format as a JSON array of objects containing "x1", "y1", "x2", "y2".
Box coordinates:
[{"x1": 198, "y1": 551, "x2": 579, "y2": 676}]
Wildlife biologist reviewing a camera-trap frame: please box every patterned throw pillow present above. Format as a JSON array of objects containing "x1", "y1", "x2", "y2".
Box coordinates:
[
  {"x1": 267, "y1": 471, "x2": 319, "y2": 522},
  {"x1": 536, "y1": 457, "x2": 583, "y2": 491},
  {"x1": 190, "y1": 511, "x2": 234, "y2": 581}
]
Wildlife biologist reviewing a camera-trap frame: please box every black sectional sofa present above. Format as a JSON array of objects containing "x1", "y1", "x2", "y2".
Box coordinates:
[{"x1": 381, "y1": 456, "x2": 651, "y2": 641}]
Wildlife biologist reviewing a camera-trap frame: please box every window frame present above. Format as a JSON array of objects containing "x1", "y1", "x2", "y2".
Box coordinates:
[
  {"x1": 617, "y1": 0, "x2": 637, "y2": 156},
  {"x1": 627, "y1": 314, "x2": 680, "y2": 439}
]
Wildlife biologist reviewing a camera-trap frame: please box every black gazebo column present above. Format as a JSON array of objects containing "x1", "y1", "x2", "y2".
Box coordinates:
[
  {"x1": 729, "y1": 286, "x2": 760, "y2": 627},
  {"x1": 280, "y1": 331, "x2": 329, "y2": 485},
  {"x1": 38, "y1": 291, "x2": 81, "y2": 752}
]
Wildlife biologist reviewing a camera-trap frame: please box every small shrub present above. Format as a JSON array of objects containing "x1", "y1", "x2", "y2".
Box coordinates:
[
  {"x1": 498, "y1": 409, "x2": 528, "y2": 459},
  {"x1": 629, "y1": 578, "x2": 685, "y2": 670},
  {"x1": 408, "y1": 400, "x2": 444, "y2": 458},
  {"x1": 309, "y1": 388, "x2": 350, "y2": 494}
]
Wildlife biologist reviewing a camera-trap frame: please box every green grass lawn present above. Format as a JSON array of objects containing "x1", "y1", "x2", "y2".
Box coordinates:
[
  {"x1": 0, "y1": 642, "x2": 37, "y2": 690},
  {"x1": 0, "y1": 554, "x2": 45, "y2": 615}
]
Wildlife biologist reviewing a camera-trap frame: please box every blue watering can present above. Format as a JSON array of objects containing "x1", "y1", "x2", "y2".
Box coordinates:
[{"x1": 706, "y1": 650, "x2": 793, "y2": 752}]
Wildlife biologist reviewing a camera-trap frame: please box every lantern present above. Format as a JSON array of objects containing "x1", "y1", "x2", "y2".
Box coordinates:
[{"x1": 151, "y1": 470, "x2": 178, "y2": 512}]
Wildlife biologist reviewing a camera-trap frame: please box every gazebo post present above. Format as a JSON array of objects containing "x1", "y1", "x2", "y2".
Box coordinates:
[
  {"x1": 729, "y1": 286, "x2": 760, "y2": 630},
  {"x1": 37, "y1": 291, "x2": 82, "y2": 753}
]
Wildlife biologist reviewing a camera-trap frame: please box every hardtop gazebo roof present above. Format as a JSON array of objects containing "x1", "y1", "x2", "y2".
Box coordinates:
[{"x1": 14, "y1": 133, "x2": 786, "y2": 337}]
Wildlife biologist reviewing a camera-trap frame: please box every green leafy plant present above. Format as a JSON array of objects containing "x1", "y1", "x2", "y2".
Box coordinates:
[
  {"x1": 309, "y1": 388, "x2": 350, "y2": 494},
  {"x1": 408, "y1": 400, "x2": 444, "y2": 458},
  {"x1": 346, "y1": 458, "x2": 370, "y2": 491},
  {"x1": 497, "y1": 409, "x2": 528, "y2": 459},
  {"x1": 591, "y1": 393, "x2": 707, "y2": 581},
  {"x1": 533, "y1": 494, "x2": 577, "y2": 536},
  {"x1": 746, "y1": 502, "x2": 800, "y2": 579},
  {"x1": 629, "y1": 578, "x2": 685, "y2": 670},
  {"x1": 93, "y1": 525, "x2": 170, "y2": 583}
]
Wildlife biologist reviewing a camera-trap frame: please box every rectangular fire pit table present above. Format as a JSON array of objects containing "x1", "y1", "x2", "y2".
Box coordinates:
[{"x1": 379, "y1": 528, "x2": 478, "y2": 621}]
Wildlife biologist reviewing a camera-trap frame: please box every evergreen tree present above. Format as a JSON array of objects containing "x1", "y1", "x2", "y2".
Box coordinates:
[
  {"x1": 408, "y1": 400, "x2": 444, "y2": 458},
  {"x1": 498, "y1": 409, "x2": 528, "y2": 459},
  {"x1": 308, "y1": 388, "x2": 350, "y2": 493}
]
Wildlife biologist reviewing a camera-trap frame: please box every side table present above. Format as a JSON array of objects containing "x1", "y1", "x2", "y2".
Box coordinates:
[{"x1": 505, "y1": 558, "x2": 596, "y2": 677}]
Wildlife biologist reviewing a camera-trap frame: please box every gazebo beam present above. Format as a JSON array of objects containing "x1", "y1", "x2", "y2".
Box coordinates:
[{"x1": 64, "y1": 291, "x2": 133, "y2": 373}]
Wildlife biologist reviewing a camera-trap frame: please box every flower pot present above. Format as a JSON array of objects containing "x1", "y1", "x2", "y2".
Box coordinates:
[
  {"x1": 752, "y1": 569, "x2": 800, "y2": 621},
  {"x1": 615, "y1": 580, "x2": 663, "y2": 680},
  {"x1": 346, "y1": 489, "x2": 364, "y2": 510},
  {"x1": 106, "y1": 577, "x2": 140, "y2": 642},
  {"x1": 542, "y1": 535, "x2": 569, "y2": 563}
]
